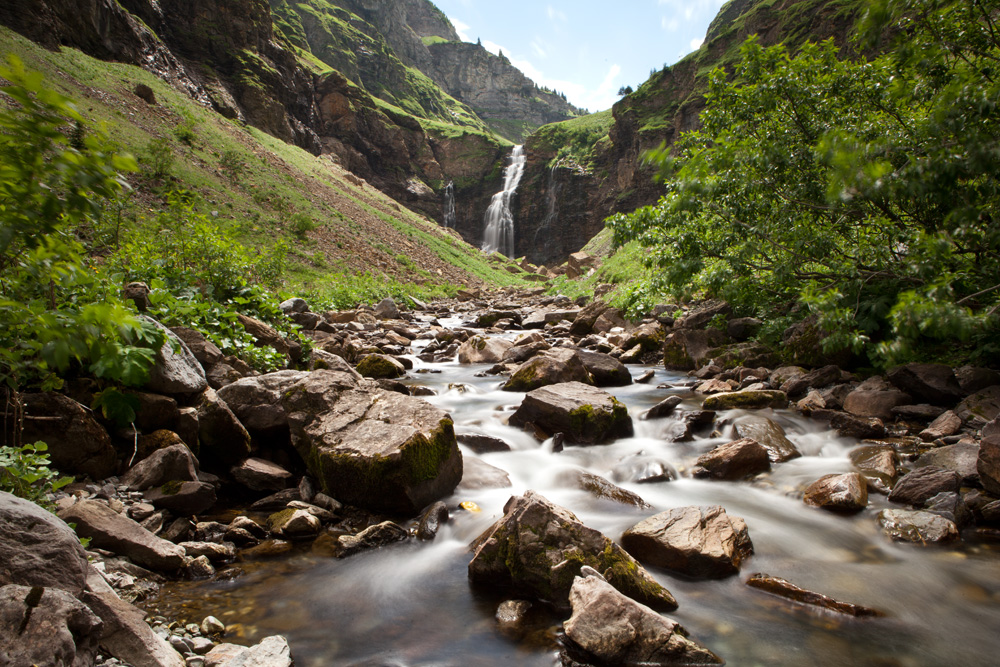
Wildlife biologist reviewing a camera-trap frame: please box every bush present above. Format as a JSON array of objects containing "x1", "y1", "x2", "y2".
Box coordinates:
[{"x1": 0, "y1": 442, "x2": 73, "y2": 508}]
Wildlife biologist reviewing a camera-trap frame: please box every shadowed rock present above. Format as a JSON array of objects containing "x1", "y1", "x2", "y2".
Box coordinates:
[
  {"x1": 692, "y1": 438, "x2": 771, "y2": 480},
  {"x1": 509, "y1": 381, "x2": 633, "y2": 445}
]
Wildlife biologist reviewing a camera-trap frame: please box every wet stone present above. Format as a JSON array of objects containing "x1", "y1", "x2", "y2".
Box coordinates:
[
  {"x1": 888, "y1": 466, "x2": 961, "y2": 508},
  {"x1": 691, "y1": 438, "x2": 771, "y2": 481},
  {"x1": 803, "y1": 473, "x2": 868, "y2": 512},
  {"x1": 746, "y1": 573, "x2": 885, "y2": 617},
  {"x1": 849, "y1": 445, "x2": 899, "y2": 494},
  {"x1": 877, "y1": 509, "x2": 959, "y2": 544}
]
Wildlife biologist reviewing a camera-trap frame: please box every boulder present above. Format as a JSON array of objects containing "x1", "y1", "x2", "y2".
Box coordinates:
[
  {"x1": 643, "y1": 395, "x2": 683, "y2": 420},
  {"x1": 140, "y1": 316, "x2": 209, "y2": 395},
  {"x1": 955, "y1": 366, "x2": 1000, "y2": 394},
  {"x1": 782, "y1": 365, "x2": 842, "y2": 397},
  {"x1": 956, "y1": 385, "x2": 1000, "y2": 426},
  {"x1": 746, "y1": 574, "x2": 884, "y2": 617},
  {"x1": 522, "y1": 309, "x2": 580, "y2": 328},
  {"x1": 733, "y1": 416, "x2": 800, "y2": 463},
  {"x1": 677, "y1": 301, "x2": 732, "y2": 329},
  {"x1": 19, "y1": 392, "x2": 117, "y2": 480},
  {"x1": 563, "y1": 574, "x2": 723, "y2": 666},
  {"x1": 691, "y1": 438, "x2": 771, "y2": 480},
  {"x1": 130, "y1": 391, "x2": 181, "y2": 433},
  {"x1": 802, "y1": 473, "x2": 868, "y2": 512},
  {"x1": 374, "y1": 297, "x2": 400, "y2": 320},
  {"x1": 508, "y1": 382, "x2": 633, "y2": 445},
  {"x1": 569, "y1": 300, "x2": 612, "y2": 337},
  {"x1": 662, "y1": 329, "x2": 725, "y2": 371},
  {"x1": 843, "y1": 389, "x2": 913, "y2": 421},
  {"x1": 356, "y1": 353, "x2": 406, "y2": 379},
  {"x1": 468, "y1": 491, "x2": 676, "y2": 611},
  {"x1": 702, "y1": 390, "x2": 788, "y2": 411},
  {"x1": 979, "y1": 435, "x2": 1000, "y2": 495},
  {"x1": 204, "y1": 636, "x2": 293, "y2": 667},
  {"x1": 238, "y1": 313, "x2": 300, "y2": 360},
  {"x1": 307, "y1": 350, "x2": 362, "y2": 377},
  {"x1": 0, "y1": 492, "x2": 89, "y2": 594},
  {"x1": 503, "y1": 348, "x2": 592, "y2": 392},
  {"x1": 810, "y1": 409, "x2": 886, "y2": 439},
  {"x1": 917, "y1": 442, "x2": 980, "y2": 485},
  {"x1": 81, "y1": 590, "x2": 185, "y2": 667},
  {"x1": 280, "y1": 370, "x2": 462, "y2": 515},
  {"x1": 230, "y1": 457, "x2": 293, "y2": 492},
  {"x1": 216, "y1": 371, "x2": 309, "y2": 433},
  {"x1": 623, "y1": 322, "x2": 666, "y2": 353},
  {"x1": 279, "y1": 297, "x2": 309, "y2": 315},
  {"x1": 919, "y1": 410, "x2": 963, "y2": 441},
  {"x1": 121, "y1": 444, "x2": 200, "y2": 491},
  {"x1": 457, "y1": 336, "x2": 514, "y2": 364},
  {"x1": 576, "y1": 350, "x2": 632, "y2": 387},
  {"x1": 888, "y1": 466, "x2": 960, "y2": 507},
  {"x1": 887, "y1": 363, "x2": 963, "y2": 404},
  {"x1": 0, "y1": 584, "x2": 103, "y2": 667},
  {"x1": 621, "y1": 506, "x2": 753, "y2": 579},
  {"x1": 169, "y1": 326, "x2": 224, "y2": 368},
  {"x1": 849, "y1": 445, "x2": 899, "y2": 494},
  {"x1": 144, "y1": 481, "x2": 217, "y2": 515},
  {"x1": 194, "y1": 388, "x2": 251, "y2": 467},
  {"x1": 58, "y1": 500, "x2": 186, "y2": 571},
  {"x1": 877, "y1": 509, "x2": 959, "y2": 543}
]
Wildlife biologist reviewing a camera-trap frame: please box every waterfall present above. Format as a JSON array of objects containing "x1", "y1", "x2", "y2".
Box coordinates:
[
  {"x1": 482, "y1": 145, "x2": 526, "y2": 257},
  {"x1": 442, "y1": 181, "x2": 456, "y2": 228}
]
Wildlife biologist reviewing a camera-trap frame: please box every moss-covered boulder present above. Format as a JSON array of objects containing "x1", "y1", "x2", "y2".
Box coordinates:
[
  {"x1": 356, "y1": 353, "x2": 406, "y2": 379},
  {"x1": 503, "y1": 348, "x2": 593, "y2": 392},
  {"x1": 280, "y1": 370, "x2": 462, "y2": 516},
  {"x1": 468, "y1": 491, "x2": 677, "y2": 611},
  {"x1": 509, "y1": 381, "x2": 633, "y2": 444},
  {"x1": 702, "y1": 390, "x2": 788, "y2": 411}
]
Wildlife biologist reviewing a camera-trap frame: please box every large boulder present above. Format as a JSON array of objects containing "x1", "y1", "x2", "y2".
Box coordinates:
[
  {"x1": 662, "y1": 329, "x2": 725, "y2": 371},
  {"x1": 457, "y1": 336, "x2": 514, "y2": 364},
  {"x1": 58, "y1": 500, "x2": 186, "y2": 571},
  {"x1": 120, "y1": 443, "x2": 200, "y2": 491},
  {"x1": 0, "y1": 492, "x2": 89, "y2": 595},
  {"x1": 733, "y1": 416, "x2": 801, "y2": 463},
  {"x1": 887, "y1": 363, "x2": 963, "y2": 405},
  {"x1": 888, "y1": 466, "x2": 960, "y2": 507},
  {"x1": 356, "y1": 354, "x2": 406, "y2": 379},
  {"x1": 781, "y1": 365, "x2": 842, "y2": 397},
  {"x1": 468, "y1": 491, "x2": 677, "y2": 611},
  {"x1": 979, "y1": 435, "x2": 1000, "y2": 495},
  {"x1": 280, "y1": 370, "x2": 462, "y2": 515},
  {"x1": 140, "y1": 316, "x2": 209, "y2": 395},
  {"x1": 508, "y1": 382, "x2": 633, "y2": 445},
  {"x1": 216, "y1": 371, "x2": 309, "y2": 434},
  {"x1": 0, "y1": 584, "x2": 103, "y2": 667},
  {"x1": 81, "y1": 591, "x2": 185, "y2": 667},
  {"x1": 843, "y1": 388, "x2": 913, "y2": 421},
  {"x1": 917, "y1": 442, "x2": 980, "y2": 485},
  {"x1": 877, "y1": 509, "x2": 959, "y2": 543},
  {"x1": 956, "y1": 385, "x2": 1000, "y2": 426},
  {"x1": 703, "y1": 390, "x2": 788, "y2": 411},
  {"x1": 691, "y1": 438, "x2": 771, "y2": 480},
  {"x1": 144, "y1": 480, "x2": 217, "y2": 515},
  {"x1": 503, "y1": 348, "x2": 593, "y2": 392},
  {"x1": 194, "y1": 388, "x2": 251, "y2": 467},
  {"x1": 621, "y1": 506, "x2": 753, "y2": 579},
  {"x1": 563, "y1": 574, "x2": 723, "y2": 666},
  {"x1": 18, "y1": 392, "x2": 117, "y2": 480},
  {"x1": 577, "y1": 350, "x2": 632, "y2": 387},
  {"x1": 803, "y1": 473, "x2": 868, "y2": 512}
]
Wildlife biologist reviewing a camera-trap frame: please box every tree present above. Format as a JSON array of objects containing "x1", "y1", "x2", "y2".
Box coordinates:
[
  {"x1": 617, "y1": 85, "x2": 633, "y2": 97},
  {"x1": 609, "y1": 0, "x2": 1000, "y2": 365}
]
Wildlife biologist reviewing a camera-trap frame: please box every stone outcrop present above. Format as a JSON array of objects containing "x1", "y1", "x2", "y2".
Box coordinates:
[{"x1": 468, "y1": 492, "x2": 677, "y2": 611}]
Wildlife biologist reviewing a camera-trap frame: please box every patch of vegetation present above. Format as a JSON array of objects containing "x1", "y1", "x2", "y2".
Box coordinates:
[
  {"x1": 528, "y1": 111, "x2": 613, "y2": 170},
  {"x1": 0, "y1": 442, "x2": 74, "y2": 509}
]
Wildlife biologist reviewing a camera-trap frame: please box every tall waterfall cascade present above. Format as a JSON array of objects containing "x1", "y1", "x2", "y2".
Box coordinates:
[
  {"x1": 442, "y1": 181, "x2": 456, "y2": 228},
  {"x1": 482, "y1": 145, "x2": 526, "y2": 257}
]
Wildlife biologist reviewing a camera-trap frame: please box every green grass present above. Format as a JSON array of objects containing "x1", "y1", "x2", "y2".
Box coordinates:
[
  {"x1": 421, "y1": 35, "x2": 452, "y2": 46},
  {"x1": 527, "y1": 110, "x2": 614, "y2": 170}
]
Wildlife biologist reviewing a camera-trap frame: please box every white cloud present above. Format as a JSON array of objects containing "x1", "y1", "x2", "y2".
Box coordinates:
[
  {"x1": 662, "y1": 16, "x2": 679, "y2": 31},
  {"x1": 482, "y1": 39, "x2": 506, "y2": 56},
  {"x1": 449, "y1": 17, "x2": 472, "y2": 42},
  {"x1": 690, "y1": 37, "x2": 705, "y2": 50},
  {"x1": 547, "y1": 5, "x2": 568, "y2": 22},
  {"x1": 531, "y1": 40, "x2": 548, "y2": 59}
]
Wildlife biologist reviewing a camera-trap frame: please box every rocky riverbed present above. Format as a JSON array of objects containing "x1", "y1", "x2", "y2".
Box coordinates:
[{"x1": 2, "y1": 287, "x2": 1000, "y2": 666}]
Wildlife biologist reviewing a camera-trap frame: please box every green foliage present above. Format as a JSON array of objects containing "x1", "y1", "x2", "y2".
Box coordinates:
[
  {"x1": 290, "y1": 212, "x2": 317, "y2": 238},
  {"x1": 610, "y1": 0, "x2": 1000, "y2": 367},
  {"x1": 0, "y1": 442, "x2": 73, "y2": 508},
  {"x1": 0, "y1": 56, "x2": 166, "y2": 392},
  {"x1": 140, "y1": 136, "x2": 174, "y2": 179}
]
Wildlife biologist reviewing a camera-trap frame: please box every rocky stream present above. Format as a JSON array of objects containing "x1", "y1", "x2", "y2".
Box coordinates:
[{"x1": 3, "y1": 288, "x2": 1000, "y2": 667}]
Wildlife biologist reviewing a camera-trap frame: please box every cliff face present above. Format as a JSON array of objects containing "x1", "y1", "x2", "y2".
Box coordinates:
[{"x1": 513, "y1": 0, "x2": 867, "y2": 265}]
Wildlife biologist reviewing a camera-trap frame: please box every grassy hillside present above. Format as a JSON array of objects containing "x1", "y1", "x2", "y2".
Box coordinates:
[{"x1": 0, "y1": 26, "x2": 531, "y2": 307}]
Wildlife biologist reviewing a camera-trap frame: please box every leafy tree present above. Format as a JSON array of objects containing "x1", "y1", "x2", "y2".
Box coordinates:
[
  {"x1": 609, "y1": 0, "x2": 1000, "y2": 366},
  {"x1": 617, "y1": 85, "x2": 634, "y2": 97}
]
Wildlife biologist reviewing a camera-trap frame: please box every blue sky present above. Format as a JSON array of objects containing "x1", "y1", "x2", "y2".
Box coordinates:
[{"x1": 430, "y1": 0, "x2": 728, "y2": 112}]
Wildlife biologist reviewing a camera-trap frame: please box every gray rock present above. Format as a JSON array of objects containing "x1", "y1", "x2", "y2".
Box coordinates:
[
  {"x1": 457, "y1": 336, "x2": 514, "y2": 364},
  {"x1": 957, "y1": 385, "x2": 1000, "y2": 426},
  {"x1": 563, "y1": 574, "x2": 722, "y2": 666},
  {"x1": 170, "y1": 327, "x2": 224, "y2": 368},
  {"x1": 230, "y1": 458, "x2": 292, "y2": 492},
  {"x1": 621, "y1": 506, "x2": 753, "y2": 579},
  {"x1": 281, "y1": 370, "x2": 462, "y2": 516},
  {"x1": 458, "y1": 457, "x2": 512, "y2": 491},
  {"x1": 733, "y1": 416, "x2": 801, "y2": 463},
  {"x1": 691, "y1": 438, "x2": 771, "y2": 480},
  {"x1": 919, "y1": 410, "x2": 963, "y2": 441},
  {"x1": 19, "y1": 392, "x2": 117, "y2": 480},
  {"x1": 887, "y1": 363, "x2": 963, "y2": 404},
  {"x1": 917, "y1": 442, "x2": 981, "y2": 485},
  {"x1": 979, "y1": 435, "x2": 1000, "y2": 495},
  {"x1": 121, "y1": 444, "x2": 201, "y2": 492},
  {"x1": 0, "y1": 584, "x2": 103, "y2": 667},
  {"x1": 204, "y1": 635, "x2": 292, "y2": 667},
  {"x1": 559, "y1": 469, "x2": 651, "y2": 509},
  {"x1": 141, "y1": 316, "x2": 209, "y2": 395},
  {"x1": 662, "y1": 329, "x2": 726, "y2": 371},
  {"x1": 374, "y1": 297, "x2": 400, "y2": 320},
  {"x1": 509, "y1": 381, "x2": 633, "y2": 445},
  {"x1": 503, "y1": 348, "x2": 593, "y2": 392},
  {"x1": 145, "y1": 481, "x2": 217, "y2": 516},
  {"x1": 924, "y1": 492, "x2": 971, "y2": 527},
  {"x1": 803, "y1": 473, "x2": 868, "y2": 512},
  {"x1": 877, "y1": 509, "x2": 959, "y2": 543},
  {"x1": 643, "y1": 395, "x2": 683, "y2": 420},
  {"x1": 82, "y1": 591, "x2": 186, "y2": 666},
  {"x1": 307, "y1": 350, "x2": 362, "y2": 377},
  {"x1": 355, "y1": 353, "x2": 406, "y2": 379},
  {"x1": 58, "y1": 500, "x2": 186, "y2": 571},
  {"x1": 0, "y1": 492, "x2": 90, "y2": 595},
  {"x1": 576, "y1": 350, "x2": 632, "y2": 386},
  {"x1": 216, "y1": 371, "x2": 309, "y2": 433},
  {"x1": 888, "y1": 466, "x2": 960, "y2": 507},
  {"x1": 468, "y1": 491, "x2": 676, "y2": 611},
  {"x1": 416, "y1": 501, "x2": 449, "y2": 540},
  {"x1": 279, "y1": 297, "x2": 309, "y2": 315}
]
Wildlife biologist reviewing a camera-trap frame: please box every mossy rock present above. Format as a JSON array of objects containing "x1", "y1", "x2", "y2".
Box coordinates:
[
  {"x1": 703, "y1": 390, "x2": 788, "y2": 411},
  {"x1": 356, "y1": 353, "x2": 405, "y2": 379},
  {"x1": 509, "y1": 382, "x2": 633, "y2": 445}
]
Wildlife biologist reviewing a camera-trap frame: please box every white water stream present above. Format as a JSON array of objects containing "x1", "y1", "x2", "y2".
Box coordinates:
[
  {"x1": 442, "y1": 181, "x2": 456, "y2": 229},
  {"x1": 150, "y1": 326, "x2": 1000, "y2": 666},
  {"x1": 482, "y1": 146, "x2": 526, "y2": 257}
]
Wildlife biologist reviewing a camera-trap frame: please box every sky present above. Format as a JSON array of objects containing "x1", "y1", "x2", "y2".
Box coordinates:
[{"x1": 430, "y1": 0, "x2": 729, "y2": 113}]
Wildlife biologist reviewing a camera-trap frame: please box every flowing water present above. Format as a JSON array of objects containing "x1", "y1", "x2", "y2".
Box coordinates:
[
  {"x1": 442, "y1": 181, "x2": 456, "y2": 230},
  {"x1": 148, "y1": 324, "x2": 1000, "y2": 666},
  {"x1": 482, "y1": 146, "x2": 526, "y2": 257}
]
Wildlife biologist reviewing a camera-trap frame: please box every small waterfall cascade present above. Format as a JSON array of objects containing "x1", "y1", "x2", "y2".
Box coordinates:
[
  {"x1": 442, "y1": 181, "x2": 456, "y2": 228},
  {"x1": 482, "y1": 145, "x2": 526, "y2": 257}
]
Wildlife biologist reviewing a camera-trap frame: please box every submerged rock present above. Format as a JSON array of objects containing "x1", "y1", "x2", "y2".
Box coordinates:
[
  {"x1": 563, "y1": 574, "x2": 723, "y2": 666},
  {"x1": 621, "y1": 506, "x2": 753, "y2": 579},
  {"x1": 508, "y1": 381, "x2": 633, "y2": 445},
  {"x1": 468, "y1": 491, "x2": 676, "y2": 611}
]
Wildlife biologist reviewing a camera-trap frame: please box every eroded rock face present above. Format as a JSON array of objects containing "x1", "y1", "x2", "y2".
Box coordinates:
[
  {"x1": 508, "y1": 381, "x2": 633, "y2": 445},
  {"x1": 621, "y1": 506, "x2": 753, "y2": 579},
  {"x1": 280, "y1": 370, "x2": 462, "y2": 515},
  {"x1": 0, "y1": 492, "x2": 90, "y2": 595},
  {"x1": 563, "y1": 574, "x2": 723, "y2": 666},
  {"x1": 468, "y1": 491, "x2": 676, "y2": 611}
]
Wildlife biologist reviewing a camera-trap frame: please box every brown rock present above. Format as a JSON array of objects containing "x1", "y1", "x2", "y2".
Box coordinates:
[
  {"x1": 457, "y1": 336, "x2": 514, "y2": 364},
  {"x1": 810, "y1": 409, "x2": 886, "y2": 439},
  {"x1": 0, "y1": 492, "x2": 90, "y2": 594},
  {"x1": 746, "y1": 573, "x2": 884, "y2": 616},
  {"x1": 508, "y1": 382, "x2": 633, "y2": 445},
  {"x1": 802, "y1": 473, "x2": 868, "y2": 512},
  {"x1": 58, "y1": 500, "x2": 186, "y2": 571},
  {"x1": 979, "y1": 435, "x2": 1000, "y2": 495},
  {"x1": 19, "y1": 392, "x2": 117, "y2": 480},
  {"x1": 888, "y1": 466, "x2": 960, "y2": 507},
  {"x1": 121, "y1": 443, "x2": 200, "y2": 491},
  {"x1": 733, "y1": 416, "x2": 800, "y2": 463},
  {"x1": 503, "y1": 348, "x2": 593, "y2": 392},
  {"x1": 691, "y1": 438, "x2": 771, "y2": 480},
  {"x1": 887, "y1": 363, "x2": 963, "y2": 404},
  {"x1": 877, "y1": 509, "x2": 959, "y2": 543},
  {"x1": 849, "y1": 445, "x2": 899, "y2": 494},
  {"x1": 843, "y1": 389, "x2": 913, "y2": 420}
]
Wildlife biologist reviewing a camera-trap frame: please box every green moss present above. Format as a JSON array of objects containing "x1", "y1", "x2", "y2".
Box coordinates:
[
  {"x1": 567, "y1": 399, "x2": 631, "y2": 442},
  {"x1": 266, "y1": 507, "x2": 298, "y2": 532},
  {"x1": 160, "y1": 480, "x2": 183, "y2": 495},
  {"x1": 356, "y1": 354, "x2": 403, "y2": 379},
  {"x1": 663, "y1": 339, "x2": 695, "y2": 371},
  {"x1": 503, "y1": 362, "x2": 539, "y2": 392},
  {"x1": 400, "y1": 419, "x2": 456, "y2": 483},
  {"x1": 703, "y1": 390, "x2": 788, "y2": 410}
]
